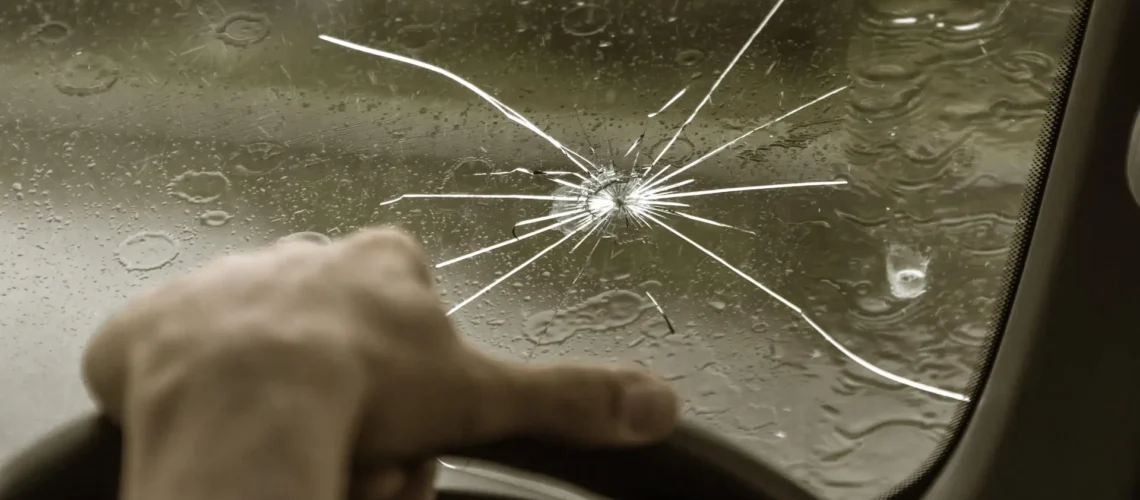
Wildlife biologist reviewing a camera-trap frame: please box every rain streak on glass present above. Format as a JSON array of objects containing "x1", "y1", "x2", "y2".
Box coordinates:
[{"x1": 0, "y1": 0, "x2": 1083, "y2": 499}]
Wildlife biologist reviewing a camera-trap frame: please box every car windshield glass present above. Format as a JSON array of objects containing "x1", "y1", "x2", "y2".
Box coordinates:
[{"x1": 0, "y1": 0, "x2": 1082, "y2": 497}]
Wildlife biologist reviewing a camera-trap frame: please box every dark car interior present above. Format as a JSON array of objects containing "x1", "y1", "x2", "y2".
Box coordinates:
[{"x1": 1, "y1": 0, "x2": 1138, "y2": 499}]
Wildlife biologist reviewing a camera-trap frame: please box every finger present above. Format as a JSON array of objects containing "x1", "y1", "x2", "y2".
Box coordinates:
[
  {"x1": 82, "y1": 285, "x2": 170, "y2": 420},
  {"x1": 505, "y1": 363, "x2": 679, "y2": 445},
  {"x1": 81, "y1": 311, "x2": 135, "y2": 420},
  {"x1": 276, "y1": 231, "x2": 333, "y2": 247},
  {"x1": 333, "y1": 226, "x2": 456, "y2": 347},
  {"x1": 338, "y1": 226, "x2": 433, "y2": 287},
  {"x1": 456, "y1": 355, "x2": 679, "y2": 447}
]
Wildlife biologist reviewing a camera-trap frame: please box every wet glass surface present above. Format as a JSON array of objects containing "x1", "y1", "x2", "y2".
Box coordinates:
[{"x1": 0, "y1": 0, "x2": 1081, "y2": 498}]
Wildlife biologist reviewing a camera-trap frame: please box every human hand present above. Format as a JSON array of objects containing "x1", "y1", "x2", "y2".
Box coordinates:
[{"x1": 81, "y1": 227, "x2": 678, "y2": 500}]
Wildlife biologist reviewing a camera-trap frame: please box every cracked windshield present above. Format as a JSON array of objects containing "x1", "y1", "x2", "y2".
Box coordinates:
[{"x1": 1, "y1": 0, "x2": 1081, "y2": 498}]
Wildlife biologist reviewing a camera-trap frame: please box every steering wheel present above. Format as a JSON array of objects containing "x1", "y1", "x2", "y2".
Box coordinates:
[{"x1": 0, "y1": 413, "x2": 816, "y2": 500}]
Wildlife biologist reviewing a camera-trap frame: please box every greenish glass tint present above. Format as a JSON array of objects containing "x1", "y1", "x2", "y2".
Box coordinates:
[{"x1": 0, "y1": 0, "x2": 1081, "y2": 498}]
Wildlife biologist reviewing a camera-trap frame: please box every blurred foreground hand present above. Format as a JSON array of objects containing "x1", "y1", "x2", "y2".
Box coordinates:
[{"x1": 82, "y1": 227, "x2": 678, "y2": 500}]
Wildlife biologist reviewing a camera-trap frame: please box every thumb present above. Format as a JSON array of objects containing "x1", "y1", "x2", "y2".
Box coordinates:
[{"x1": 483, "y1": 359, "x2": 680, "y2": 447}]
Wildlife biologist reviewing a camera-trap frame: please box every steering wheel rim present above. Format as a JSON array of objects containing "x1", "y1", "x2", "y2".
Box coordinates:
[{"x1": 0, "y1": 413, "x2": 816, "y2": 500}]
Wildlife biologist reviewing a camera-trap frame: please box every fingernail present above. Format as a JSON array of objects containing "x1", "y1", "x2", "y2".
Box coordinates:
[{"x1": 621, "y1": 380, "x2": 677, "y2": 439}]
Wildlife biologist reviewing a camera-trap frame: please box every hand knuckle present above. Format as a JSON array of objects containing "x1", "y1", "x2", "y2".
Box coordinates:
[
  {"x1": 348, "y1": 226, "x2": 419, "y2": 254},
  {"x1": 138, "y1": 314, "x2": 357, "y2": 394}
]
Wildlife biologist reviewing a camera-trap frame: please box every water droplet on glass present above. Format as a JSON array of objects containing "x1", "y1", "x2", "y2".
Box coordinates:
[
  {"x1": 396, "y1": 24, "x2": 439, "y2": 52},
  {"x1": 525, "y1": 290, "x2": 646, "y2": 345},
  {"x1": 277, "y1": 231, "x2": 332, "y2": 246},
  {"x1": 734, "y1": 404, "x2": 778, "y2": 432},
  {"x1": 676, "y1": 369, "x2": 739, "y2": 415},
  {"x1": 167, "y1": 170, "x2": 231, "y2": 204},
  {"x1": 858, "y1": 62, "x2": 919, "y2": 81},
  {"x1": 855, "y1": 296, "x2": 892, "y2": 314},
  {"x1": 561, "y1": 4, "x2": 612, "y2": 37},
  {"x1": 649, "y1": 136, "x2": 695, "y2": 162},
  {"x1": 115, "y1": 231, "x2": 179, "y2": 271},
  {"x1": 216, "y1": 12, "x2": 271, "y2": 47},
  {"x1": 885, "y1": 244, "x2": 929, "y2": 299},
  {"x1": 637, "y1": 337, "x2": 717, "y2": 379},
  {"x1": 675, "y1": 49, "x2": 705, "y2": 67},
  {"x1": 25, "y1": 20, "x2": 73, "y2": 45},
  {"x1": 995, "y1": 50, "x2": 1056, "y2": 84},
  {"x1": 230, "y1": 142, "x2": 285, "y2": 176},
  {"x1": 198, "y1": 210, "x2": 233, "y2": 227},
  {"x1": 55, "y1": 53, "x2": 120, "y2": 97}
]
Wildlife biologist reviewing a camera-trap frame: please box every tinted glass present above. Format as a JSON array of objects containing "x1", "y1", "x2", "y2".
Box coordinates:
[{"x1": 0, "y1": 0, "x2": 1082, "y2": 497}]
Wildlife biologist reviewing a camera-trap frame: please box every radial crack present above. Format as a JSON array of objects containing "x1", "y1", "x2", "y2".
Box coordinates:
[
  {"x1": 548, "y1": 177, "x2": 590, "y2": 192},
  {"x1": 652, "y1": 179, "x2": 848, "y2": 200},
  {"x1": 570, "y1": 213, "x2": 612, "y2": 252},
  {"x1": 437, "y1": 212, "x2": 590, "y2": 268},
  {"x1": 645, "y1": 291, "x2": 676, "y2": 334},
  {"x1": 641, "y1": 200, "x2": 691, "y2": 208},
  {"x1": 671, "y1": 210, "x2": 758, "y2": 235},
  {"x1": 648, "y1": 87, "x2": 689, "y2": 118},
  {"x1": 477, "y1": 168, "x2": 587, "y2": 182},
  {"x1": 797, "y1": 313, "x2": 970, "y2": 401},
  {"x1": 640, "y1": 211, "x2": 967, "y2": 402},
  {"x1": 640, "y1": 178, "x2": 695, "y2": 197},
  {"x1": 639, "y1": 164, "x2": 672, "y2": 191},
  {"x1": 530, "y1": 219, "x2": 612, "y2": 355},
  {"x1": 643, "y1": 211, "x2": 798, "y2": 311},
  {"x1": 644, "y1": 85, "x2": 848, "y2": 191},
  {"x1": 624, "y1": 134, "x2": 644, "y2": 157},
  {"x1": 446, "y1": 221, "x2": 589, "y2": 316},
  {"x1": 515, "y1": 208, "x2": 586, "y2": 227},
  {"x1": 320, "y1": 35, "x2": 600, "y2": 176},
  {"x1": 379, "y1": 193, "x2": 579, "y2": 206},
  {"x1": 651, "y1": 0, "x2": 787, "y2": 165}
]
